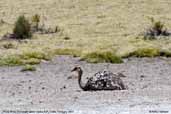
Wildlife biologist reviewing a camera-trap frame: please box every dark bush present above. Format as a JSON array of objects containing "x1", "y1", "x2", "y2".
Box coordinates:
[
  {"x1": 144, "y1": 18, "x2": 170, "y2": 40},
  {"x1": 13, "y1": 15, "x2": 32, "y2": 39}
]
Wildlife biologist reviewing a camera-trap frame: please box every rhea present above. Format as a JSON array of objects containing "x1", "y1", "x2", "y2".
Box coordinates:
[{"x1": 71, "y1": 66, "x2": 126, "y2": 91}]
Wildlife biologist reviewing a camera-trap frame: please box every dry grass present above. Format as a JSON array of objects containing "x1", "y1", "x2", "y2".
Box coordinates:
[
  {"x1": 1, "y1": 0, "x2": 171, "y2": 65},
  {"x1": 81, "y1": 51, "x2": 123, "y2": 63},
  {"x1": 21, "y1": 64, "x2": 36, "y2": 72}
]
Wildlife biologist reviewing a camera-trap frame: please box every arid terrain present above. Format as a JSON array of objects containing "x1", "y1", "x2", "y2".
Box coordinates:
[{"x1": 0, "y1": 56, "x2": 171, "y2": 114}]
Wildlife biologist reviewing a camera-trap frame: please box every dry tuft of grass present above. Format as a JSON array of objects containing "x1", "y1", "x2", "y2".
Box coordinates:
[
  {"x1": 53, "y1": 48, "x2": 81, "y2": 57},
  {"x1": 124, "y1": 48, "x2": 160, "y2": 57},
  {"x1": 0, "y1": 51, "x2": 50, "y2": 66},
  {"x1": 123, "y1": 48, "x2": 171, "y2": 58},
  {"x1": 0, "y1": 56, "x2": 22, "y2": 66},
  {"x1": 81, "y1": 51, "x2": 123, "y2": 63},
  {"x1": 20, "y1": 51, "x2": 51, "y2": 60},
  {"x1": 0, "y1": 49, "x2": 80, "y2": 66},
  {"x1": 21, "y1": 64, "x2": 36, "y2": 72}
]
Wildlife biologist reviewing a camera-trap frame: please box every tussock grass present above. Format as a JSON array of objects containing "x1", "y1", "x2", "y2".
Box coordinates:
[
  {"x1": 0, "y1": 49, "x2": 80, "y2": 66},
  {"x1": 81, "y1": 51, "x2": 123, "y2": 63},
  {"x1": 53, "y1": 48, "x2": 81, "y2": 57},
  {"x1": 0, "y1": 56, "x2": 22, "y2": 66},
  {"x1": 21, "y1": 64, "x2": 36, "y2": 72},
  {"x1": 20, "y1": 51, "x2": 51, "y2": 60},
  {"x1": 0, "y1": 51, "x2": 50, "y2": 66},
  {"x1": 125, "y1": 48, "x2": 160, "y2": 57},
  {"x1": 123, "y1": 48, "x2": 171, "y2": 58},
  {"x1": 22, "y1": 58, "x2": 41, "y2": 65},
  {"x1": 0, "y1": 46, "x2": 171, "y2": 66}
]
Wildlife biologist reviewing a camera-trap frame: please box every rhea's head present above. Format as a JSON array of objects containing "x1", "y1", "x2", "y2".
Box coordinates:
[
  {"x1": 71, "y1": 66, "x2": 82, "y2": 72},
  {"x1": 71, "y1": 66, "x2": 83, "y2": 79}
]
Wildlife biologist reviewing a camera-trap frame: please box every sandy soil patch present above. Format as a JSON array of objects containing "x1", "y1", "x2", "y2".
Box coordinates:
[{"x1": 0, "y1": 56, "x2": 171, "y2": 114}]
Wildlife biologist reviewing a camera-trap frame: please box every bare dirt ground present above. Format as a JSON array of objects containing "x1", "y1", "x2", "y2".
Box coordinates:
[{"x1": 0, "y1": 56, "x2": 171, "y2": 114}]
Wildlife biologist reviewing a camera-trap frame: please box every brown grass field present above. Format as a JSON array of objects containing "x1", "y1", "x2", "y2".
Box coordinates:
[{"x1": 0, "y1": 0, "x2": 171, "y2": 65}]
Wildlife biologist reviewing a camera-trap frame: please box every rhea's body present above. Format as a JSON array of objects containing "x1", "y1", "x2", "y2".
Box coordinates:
[{"x1": 71, "y1": 67, "x2": 126, "y2": 91}]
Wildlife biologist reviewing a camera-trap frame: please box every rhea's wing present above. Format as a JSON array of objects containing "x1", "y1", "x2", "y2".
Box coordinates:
[
  {"x1": 110, "y1": 75, "x2": 126, "y2": 90},
  {"x1": 86, "y1": 70, "x2": 125, "y2": 90},
  {"x1": 94, "y1": 71, "x2": 104, "y2": 79},
  {"x1": 102, "y1": 71, "x2": 126, "y2": 90},
  {"x1": 85, "y1": 72, "x2": 107, "y2": 90},
  {"x1": 89, "y1": 70, "x2": 113, "y2": 89}
]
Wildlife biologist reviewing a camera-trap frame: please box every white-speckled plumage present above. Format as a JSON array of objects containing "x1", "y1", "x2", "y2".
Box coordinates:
[{"x1": 71, "y1": 67, "x2": 126, "y2": 91}]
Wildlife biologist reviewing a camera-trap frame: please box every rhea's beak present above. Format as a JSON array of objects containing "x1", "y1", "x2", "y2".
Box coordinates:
[{"x1": 71, "y1": 68, "x2": 76, "y2": 72}]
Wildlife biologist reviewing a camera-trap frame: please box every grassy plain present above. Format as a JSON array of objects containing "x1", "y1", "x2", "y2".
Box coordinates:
[{"x1": 0, "y1": 0, "x2": 171, "y2": 65}]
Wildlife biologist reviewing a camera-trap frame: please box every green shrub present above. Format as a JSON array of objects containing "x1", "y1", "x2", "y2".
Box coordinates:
[
  {"x1": 13, "y1": 15, "x2": 32, "y2": 39},
  {"x1": 0, "y1": 56, "x2": 23, "y2": 66},
  {"x1": 20, "y1": 51, "x2": 50, "y2": 60},
  {"x1": 125, "y1": 48, "x2": 160, "y2": 57},
  {"x1": 21, "y1": 65, "x2": 36, "y2": 72},
  {"x1": 22, "y1": 58, "x2": 41, "y2": 65},
  {"x1": 82, "y1": 51, "x2": 123, "y2": 63},
  {"x1": 0, "y1": 51, "x2": 51, "y2": 66}
]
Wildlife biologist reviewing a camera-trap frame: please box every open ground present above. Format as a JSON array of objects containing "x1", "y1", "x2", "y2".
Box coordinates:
[{"x1": 0, "y1": 56, "x2": 171, "y2": 113}]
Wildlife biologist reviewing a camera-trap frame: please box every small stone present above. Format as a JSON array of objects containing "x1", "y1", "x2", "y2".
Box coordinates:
[
  {"x1": 28, "y1": 86, "x2": 31, "y2": 90},
  {"x1": 39, "y1": 101, "x2": 43, "y2": 103},
  {"x1": 11, "y1": 93, "x2": 15, "y2": 96},
  {"x1": 20, "y1": 81, "x2": 25, "y2": 83},
  {"x1": 67, "y1": 76, "x2": 72, "y2": 79},
  {"x1": 140, "y1": 75, "x2": 145, "y2": 78}
]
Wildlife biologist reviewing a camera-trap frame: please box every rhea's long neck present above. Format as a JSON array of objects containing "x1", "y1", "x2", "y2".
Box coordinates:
[{"x1": 77, "y1": 69, "x2": 87, "y2": 91}]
